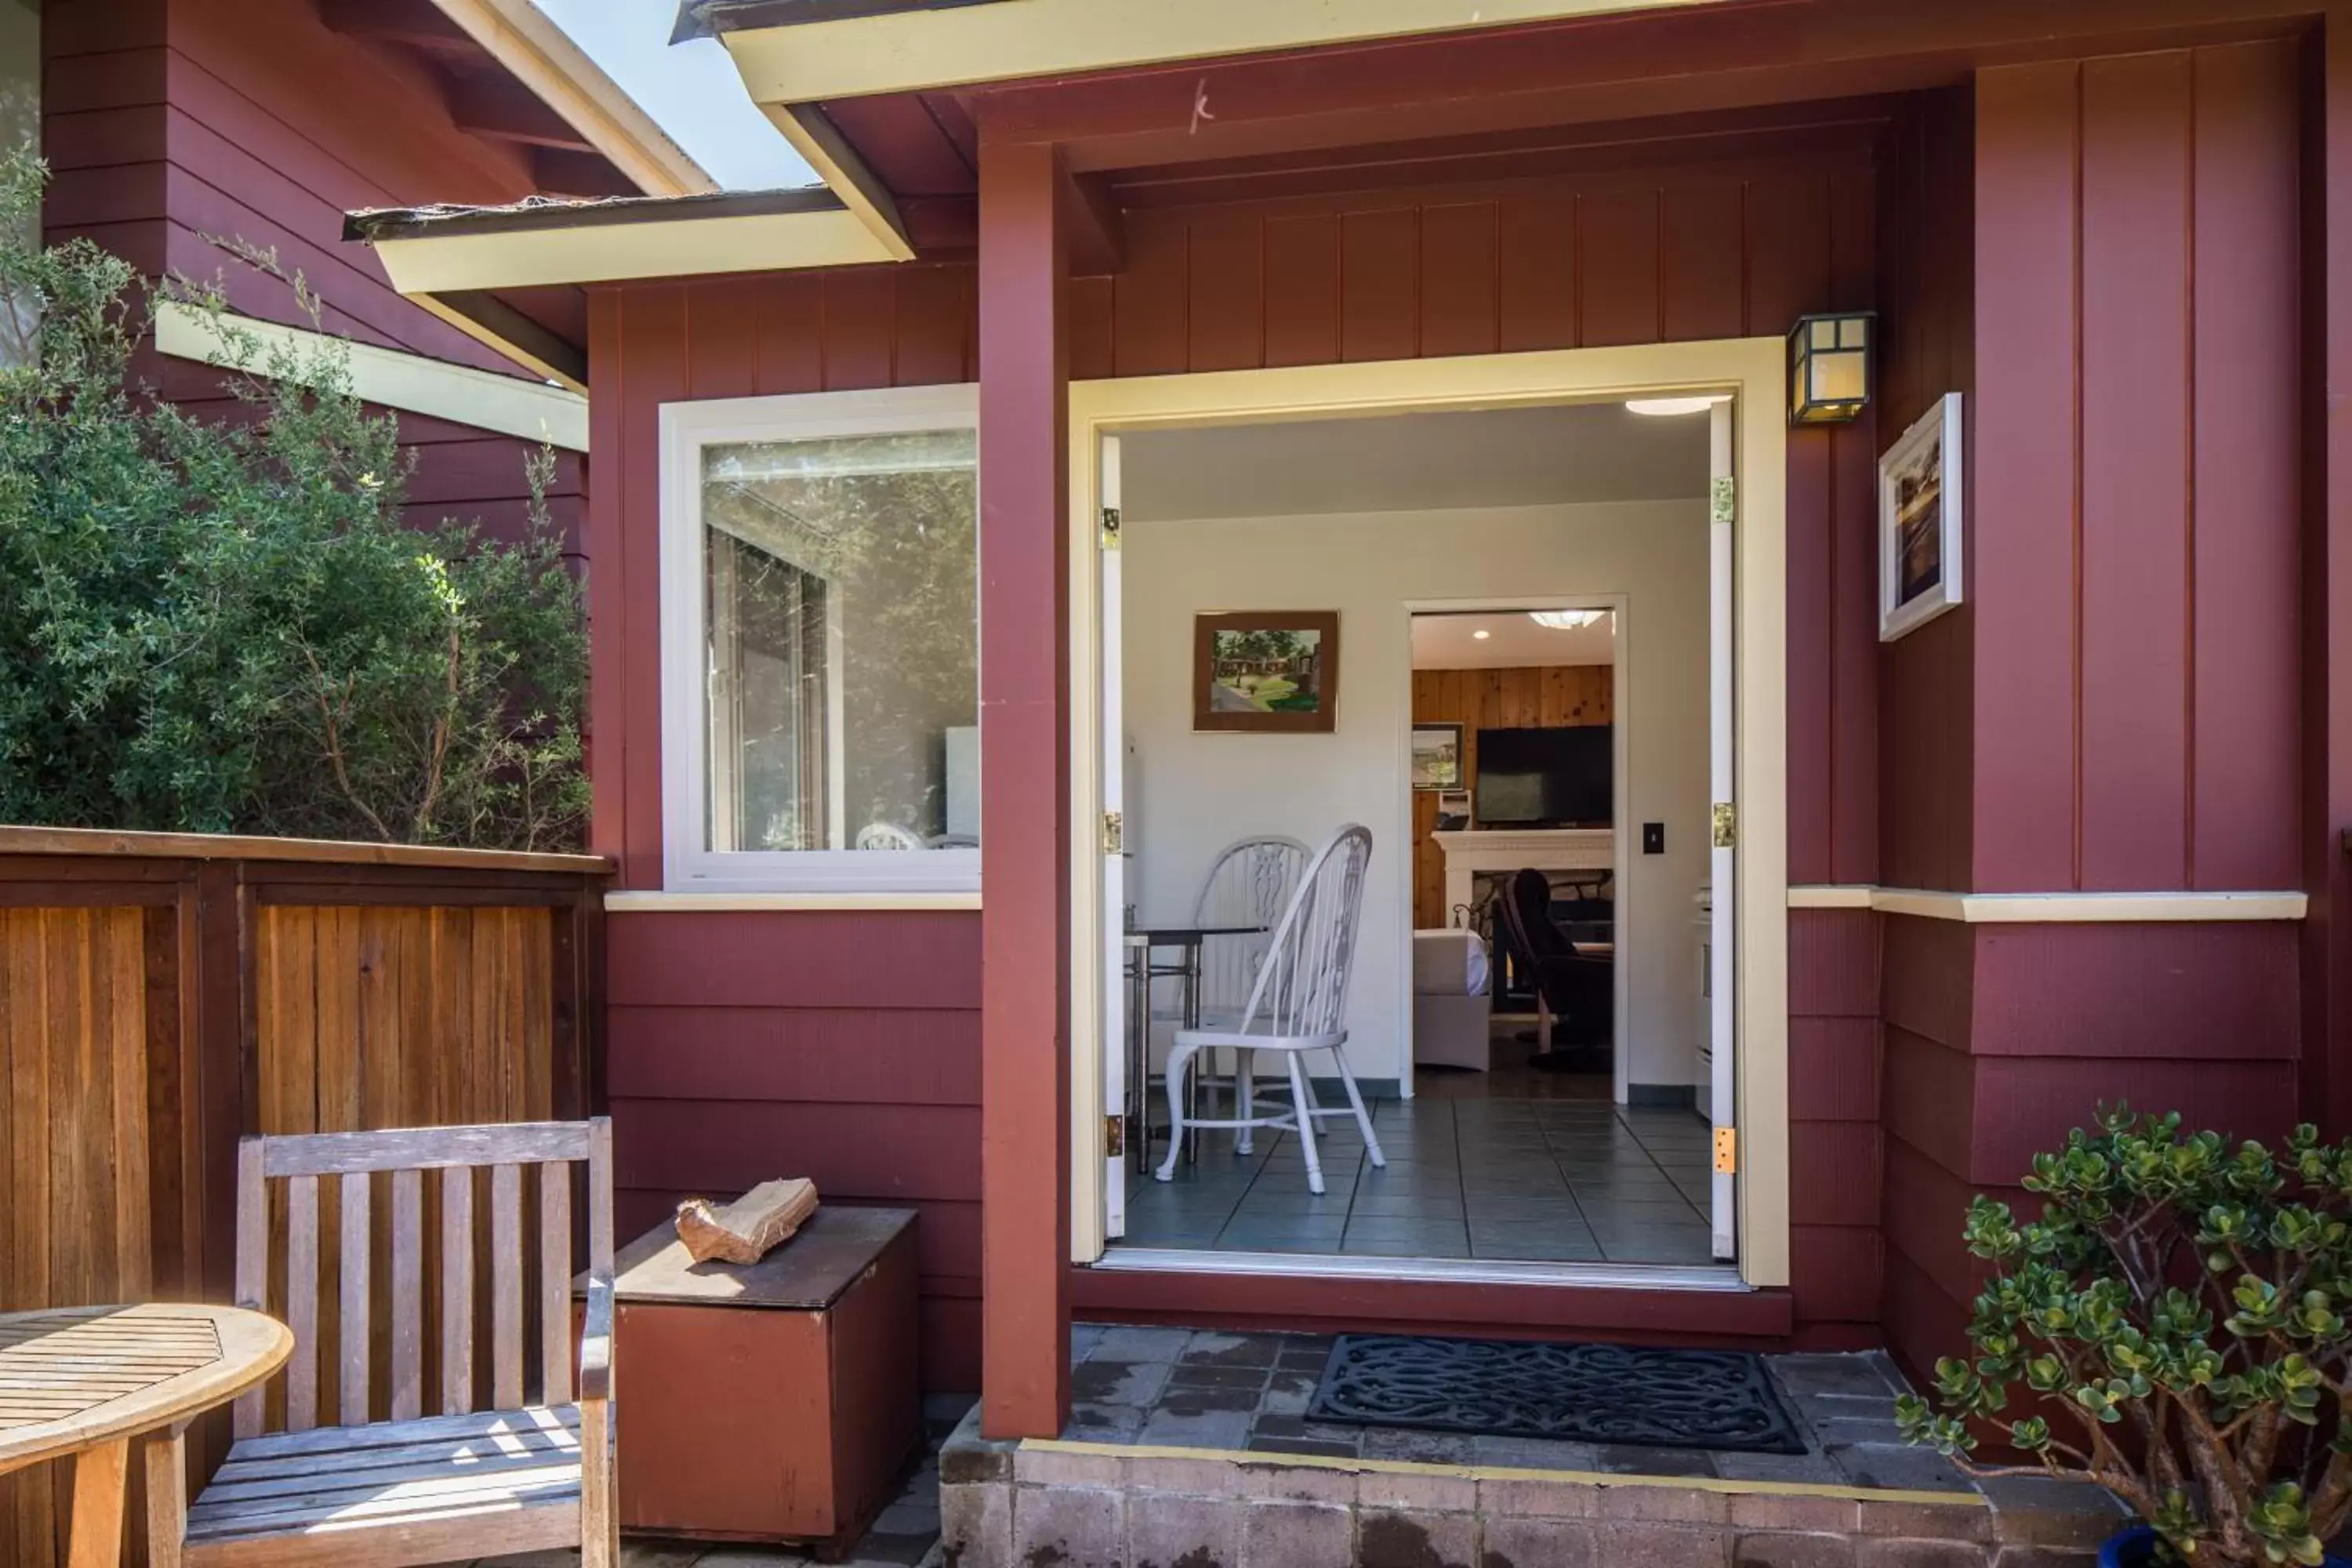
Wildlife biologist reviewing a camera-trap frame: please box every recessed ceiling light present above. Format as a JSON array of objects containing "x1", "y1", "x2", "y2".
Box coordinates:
[
  {"x1": 1624, "y1": 395, "x2": 1727, "y2": 417},
  {"x1": 1472, "y1": 629, "x2": 1491, "y2": 641}
]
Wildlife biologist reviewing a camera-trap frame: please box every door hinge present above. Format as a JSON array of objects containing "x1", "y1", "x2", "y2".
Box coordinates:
[
  {"x1": 1711, "y1": 801, "x2": 1736, "y2": 849},
  {"x1": 1100, "y1": 506, "x2": 1123, "y2": 550},
  {"x1": 1102, "y1": 811, "x2": 1123, "y2": 854},
  {"x1": 1710, "y1": 474, "x2": 1737, "y2": 525},
  {"x1": 1714, "y1": 1126, "x2": 1737, "y2": 1174},
  {"x1": 1105, "y1": 1115, "x2": 1126, "y2": 1159}
]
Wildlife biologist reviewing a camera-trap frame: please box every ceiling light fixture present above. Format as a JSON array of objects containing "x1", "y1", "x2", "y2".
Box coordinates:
[
  {"x1": 1472, "y1": 629, "x2": 1491, "y2": 641},
  {"x1": 1624, "y1": 395, "x2": 1725, "y2": 417},
  {"x1": 1528, "y1": 610, "x2": 1606, "y2": 631}
]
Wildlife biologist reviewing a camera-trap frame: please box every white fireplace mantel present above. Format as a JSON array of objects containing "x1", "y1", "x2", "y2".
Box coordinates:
[{"x1": 1432, "y1": 828, "x2": 1614, "y2": 924}]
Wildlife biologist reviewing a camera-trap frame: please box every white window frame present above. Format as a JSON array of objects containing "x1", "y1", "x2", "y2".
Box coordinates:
[{"x1": 659, "y1": 384, "x2": 982, "y2": 894}]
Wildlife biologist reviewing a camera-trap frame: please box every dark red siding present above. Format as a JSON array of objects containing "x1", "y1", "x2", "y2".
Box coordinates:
[
  {"x1": 1869, "y1": 42, "x2": 2307, "y2": 1385},
  {"x1": 42, "y1": 0, "x2": 573, "y2": 569},
  {"x1": 589, "y1": 267, "x2": 982, "y2": 1388}
]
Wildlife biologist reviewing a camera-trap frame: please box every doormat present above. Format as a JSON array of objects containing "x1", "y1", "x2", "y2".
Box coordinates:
[{"x1": 1306, "y1": 1334, "x2": 1806, "y2": 1454}]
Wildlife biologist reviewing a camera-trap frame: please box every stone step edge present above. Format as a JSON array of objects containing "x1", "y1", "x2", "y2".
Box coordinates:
[{"x1": 1019, "y1": 1437, "x2": 1991, "y2": 1512}]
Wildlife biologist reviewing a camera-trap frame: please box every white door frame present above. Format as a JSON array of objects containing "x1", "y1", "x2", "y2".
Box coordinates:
[
  {"x1": 1064, "y1": 341, "x2": 1790, "y2": 1294},
  {"x1": 1395, "y1": 594, "x2": 1630, "y2": 1108}
]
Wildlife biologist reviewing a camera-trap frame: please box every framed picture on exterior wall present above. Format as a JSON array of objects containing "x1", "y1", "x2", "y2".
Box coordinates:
[
  {"x1": 1192, "y1": 611, "x2": 1341, "y2": 733},
  {"x1": 1412, "y1": 723, "x2": 1464, "y2": 790},
  {"x1": 1878, "y1": 392, "x2": 1965, "y2": 641}
]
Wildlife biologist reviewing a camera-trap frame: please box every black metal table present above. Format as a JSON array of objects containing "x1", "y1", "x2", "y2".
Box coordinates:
[{"x1": 1123, "y1": 923, "x2": 1265, "y2": 1170}]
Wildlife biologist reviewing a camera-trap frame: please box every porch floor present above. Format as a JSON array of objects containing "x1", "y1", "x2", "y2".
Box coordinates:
[
  {"x1": 1121, "y1": 1093, "x2": 1715, "y2": 1265},
  {"x1": 936, "y1": 1329, "x2": 2126, "y2": 1566}
]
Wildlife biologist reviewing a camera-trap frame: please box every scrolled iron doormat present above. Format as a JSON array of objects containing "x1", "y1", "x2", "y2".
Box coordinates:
[{"x1": 1307, "y1": 1334, "x2": 1806, "y2": 1454}]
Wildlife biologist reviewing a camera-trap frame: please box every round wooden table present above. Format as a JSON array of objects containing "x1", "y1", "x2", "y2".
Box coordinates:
[{"x1": 0, "y1": 1303, "x2": 292, "y2": 1566}]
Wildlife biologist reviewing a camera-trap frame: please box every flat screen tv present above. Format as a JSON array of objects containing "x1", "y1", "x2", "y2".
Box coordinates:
[{"x1": 1475, "y1": 725, "x2": 1612, "y2": 826}]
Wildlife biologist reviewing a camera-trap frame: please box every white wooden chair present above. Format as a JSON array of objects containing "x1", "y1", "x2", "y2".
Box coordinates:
[
  {"x1": 1191, "y1": 834, "x2": 1311, "y2": 1024},
  {"x1": 147, "y1": 1120, "x2": 618, "y2": 1568},
  {"x1": 1157, "y1": 825, "x2": 1385, "y2": 1195}
]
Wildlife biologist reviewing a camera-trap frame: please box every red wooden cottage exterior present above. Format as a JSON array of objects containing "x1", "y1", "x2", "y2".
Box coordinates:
[{"x1": 341, "y1": 0, "x2": 2343, "y2": 1447}]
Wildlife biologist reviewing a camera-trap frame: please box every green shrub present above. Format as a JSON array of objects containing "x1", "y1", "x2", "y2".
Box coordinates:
[
  {"x1": 0, "y1": 146, "x2": 586, "y2": 850},
  {"x1": 1900, "y1": 1105, "x2": 2352, "y2": 1566}
]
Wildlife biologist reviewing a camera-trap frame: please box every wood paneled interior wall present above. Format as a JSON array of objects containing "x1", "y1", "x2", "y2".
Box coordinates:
[
  {"x1": 1410, "y1": 664, "x2": 1611, "y2": 929},
  {"x1": 0, "y1": 848, "x2": 599, "y2": 1568}
]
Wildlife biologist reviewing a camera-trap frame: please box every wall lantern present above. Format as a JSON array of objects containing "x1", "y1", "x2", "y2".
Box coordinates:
[{"x1": 1787, "y1": 311, "x2": 1875, "y2": 425}]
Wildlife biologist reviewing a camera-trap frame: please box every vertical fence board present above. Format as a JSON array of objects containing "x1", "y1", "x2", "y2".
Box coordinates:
[{"x1": 0, "y1": 834, "x2": 602, "y2": 1568}]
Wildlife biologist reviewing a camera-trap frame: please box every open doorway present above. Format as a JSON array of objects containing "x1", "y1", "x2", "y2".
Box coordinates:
[{"x1": 1094, "y1": 394, "x2": 1733, "y2": 1273}]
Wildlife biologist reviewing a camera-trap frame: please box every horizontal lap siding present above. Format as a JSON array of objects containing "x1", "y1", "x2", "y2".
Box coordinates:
[
  {"x1": 43, "y1": 0, "x2": 566, "y2": 606},
  {"x1": 591, "y1": 273, "x2": 982, "y2": 1388},
  {"x1": 605, "y1": 911, "x2": 982, "y2": 1391}
]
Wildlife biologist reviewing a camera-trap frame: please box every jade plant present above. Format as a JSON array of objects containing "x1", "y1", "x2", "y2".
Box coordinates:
[{"x1": 1899, "y1": 1106, "x2": 2352, "y2": 1565}]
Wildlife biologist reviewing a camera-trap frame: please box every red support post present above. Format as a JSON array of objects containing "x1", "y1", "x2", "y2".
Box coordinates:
[{"x1": 977, "y1": 136, "x2": 1074, "y2": 1440}]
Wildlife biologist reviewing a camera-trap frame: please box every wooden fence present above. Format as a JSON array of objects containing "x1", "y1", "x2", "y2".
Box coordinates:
[{"x1": 0, "y1": 826, "x2": 607, "y2": 1566}]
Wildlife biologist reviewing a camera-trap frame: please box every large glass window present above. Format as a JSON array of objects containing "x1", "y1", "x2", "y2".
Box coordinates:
[{"x1": 663, "y1": 388, "x2": 979, "y2": 893}]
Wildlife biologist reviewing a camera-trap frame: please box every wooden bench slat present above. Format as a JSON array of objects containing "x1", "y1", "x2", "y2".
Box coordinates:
[
  {"x1": 339, "y1": 1175, "x2": 371, "y2": 1428},
  {"x1": 260, "y1": 1123, "x2": 590, "y2": 1178},
  {"x1": 388, "y1": 1168, "x2": 423, "y2": 1423},
  {"x1": 233, "y1": 1140, "x2": 267, "y2": 1441},
  {"x1": 537, "y1": 1163, "x2": 572, "y2": 1406},
  {"x1": 439, "y1": 1169, "x2": 473, "y2": 1418},
  {"x1": 490, "y1": 1165, "x2": 523, "y2": 1413},
  {"x1": 284, "y1": 1176, "x2": 319, "y2": 1433},
  {"x1": 225, "y1": 1404, "x2": 580, "y2": 1463}
]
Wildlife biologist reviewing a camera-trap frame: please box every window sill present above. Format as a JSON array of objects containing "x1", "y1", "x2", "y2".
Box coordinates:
[{"x1": 607, "y1": 890, "x2": 982, "y2": 913}]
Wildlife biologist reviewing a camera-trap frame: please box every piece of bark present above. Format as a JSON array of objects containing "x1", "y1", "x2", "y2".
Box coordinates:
[{"x1": 674, "y1": 1178, "x2": 820, "y2": 1265}]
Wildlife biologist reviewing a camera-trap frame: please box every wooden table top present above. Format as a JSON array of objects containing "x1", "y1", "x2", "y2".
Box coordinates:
[{"x1": 0, "y1": 1303, "x2": 292, "y2": 1475}]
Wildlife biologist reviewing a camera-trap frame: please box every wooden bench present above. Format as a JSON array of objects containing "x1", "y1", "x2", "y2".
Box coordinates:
[{"x1": 147, "y1": 1120, "x2": 618, "y2": 1568}]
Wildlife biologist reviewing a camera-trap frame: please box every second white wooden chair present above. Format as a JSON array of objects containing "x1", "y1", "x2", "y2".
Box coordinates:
[{"x1": 1157, "y1": 824, "x2": 1385, "y2": 1195}]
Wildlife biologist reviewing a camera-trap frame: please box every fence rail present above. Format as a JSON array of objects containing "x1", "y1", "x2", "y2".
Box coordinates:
[{"x1": 0, "y1": 826, "x2": 608, "y2": 1566}]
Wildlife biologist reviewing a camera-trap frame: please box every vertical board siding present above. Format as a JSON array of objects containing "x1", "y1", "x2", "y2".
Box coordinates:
[
  {"x1": 1970, "y1": 42, "x2": 2301, "y2": 893},
  {"x1": 1787, "y1": 909, "x2": 1880, "y2": 1325}
]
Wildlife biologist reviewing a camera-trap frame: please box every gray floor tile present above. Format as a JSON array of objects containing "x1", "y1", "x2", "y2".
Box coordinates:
[
  {"x1": 1343, "y1": 1233, "x2": 1471, "y2": 1258},
  {"x1": 1342, "y1": 1218, "x2": 1471, "y2": 1245}
]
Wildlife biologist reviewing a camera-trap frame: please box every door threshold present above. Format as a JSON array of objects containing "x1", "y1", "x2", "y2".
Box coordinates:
[{"x1": 1094, "y1": 1247, "x2": 1746, "y2": 1292}]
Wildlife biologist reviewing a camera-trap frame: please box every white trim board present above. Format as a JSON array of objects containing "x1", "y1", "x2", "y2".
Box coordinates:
[
  {"x1": 373, "y1": 208, "x2": 891, "y2": 294},
  {"x1": 154, "y1": 301, "x2": 586, "y2": 452},
  {"x1": 1786, "y1": 884, "x2": 2307, "y2": 922},
  {"x1": 605, "y1": 890, "x2": 981, "y2": 913}
]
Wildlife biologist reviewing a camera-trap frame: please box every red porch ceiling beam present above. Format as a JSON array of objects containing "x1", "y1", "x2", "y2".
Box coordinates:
[
  {"x1": 964, "y1": 0, "x2": 2314, "y2": 172},
  {"x1": 976, "y1": 136, "x2": 1074, "y2": 1442}
]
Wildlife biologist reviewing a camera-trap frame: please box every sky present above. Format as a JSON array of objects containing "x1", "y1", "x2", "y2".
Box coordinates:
[{"x1": 535, "y1": 0, "x2": 817, "y2": 191}]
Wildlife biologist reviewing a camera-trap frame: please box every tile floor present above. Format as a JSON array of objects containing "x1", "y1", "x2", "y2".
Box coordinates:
[
  {"x1": 1062, "y1": 1324, "x2": 1983, "y2": 1494},
  {"x1": 1120, "y1": 1092, "x2": 1717, "y2": 1265}
]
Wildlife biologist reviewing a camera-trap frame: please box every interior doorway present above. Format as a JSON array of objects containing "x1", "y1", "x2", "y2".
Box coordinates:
[{"x1": 1087, "y1": 394, "x2": 1735, "y2": 1274}]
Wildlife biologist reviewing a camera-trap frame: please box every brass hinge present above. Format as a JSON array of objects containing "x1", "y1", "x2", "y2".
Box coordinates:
[
  {"x1": 1102, "y1": 811, "x2": 1123, "y2": 854},
  {"x1": 1105, "y1": 1115, "x2": 1126, "y2": 1159},
  {"x1": 1714, "y1": 1126, "x2": 1737, "y2": 1174},
  {"x1": 1100, "y1": 506, "x2": 1123, "y2": 550},
  {"x1": 1710, "y1": 474, "x2": 1737, "y2": 525},
  {"x1": 1711, "y1": 801, "x2": 1736, "y2": 849}
]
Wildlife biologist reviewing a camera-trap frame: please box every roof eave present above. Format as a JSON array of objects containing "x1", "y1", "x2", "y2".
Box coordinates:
[{"x1": 702, "y1": 0, "x2": 1733, "y2": 105}]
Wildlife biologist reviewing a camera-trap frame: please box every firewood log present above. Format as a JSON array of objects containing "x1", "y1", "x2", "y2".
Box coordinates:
[{"x1": 674, "y1": 1178, "x2": 819, "y2": 1265}]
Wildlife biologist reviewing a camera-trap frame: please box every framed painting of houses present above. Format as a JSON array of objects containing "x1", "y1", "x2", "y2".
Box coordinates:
[
  {"x1": 1878, "y1": 393, "x2": 1965, "y2": 641},
  {"x1": 1192, "y1": 611, "x2": 1341, "y2": 733}
]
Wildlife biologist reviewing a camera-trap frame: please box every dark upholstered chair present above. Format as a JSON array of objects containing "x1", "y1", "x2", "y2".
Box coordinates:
[{"x1": 1494, "y1": 868, "x2": 1613, "y2": 1062}]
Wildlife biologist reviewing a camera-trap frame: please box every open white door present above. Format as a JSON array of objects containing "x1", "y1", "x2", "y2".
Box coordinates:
[
  {"x1": 1099, "y1": 434, "x2": 1127, "y2": 1240},
  {"x1": 1707, "y1": 401, "x2": 1737, "y2": 1262}
]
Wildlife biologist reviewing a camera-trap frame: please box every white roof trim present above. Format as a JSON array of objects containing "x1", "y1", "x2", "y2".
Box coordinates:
[
  {"x1": 155, "y1": 301, "x2": 588, "y2": 452},
  {"x1": 716, "y1": 0, "x2": 1729, "y2": 105},
  {"x1": 372, "y1": 206, "x2": 893, "y2": 292},
  {"x1": 431, "y1": 0, "x2": 717, "y2": 197}
]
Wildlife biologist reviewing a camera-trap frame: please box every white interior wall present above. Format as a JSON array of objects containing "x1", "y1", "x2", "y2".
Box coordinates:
[{"x1": 1123, "y1": 500, "x2": 1711, "y2": 1091}]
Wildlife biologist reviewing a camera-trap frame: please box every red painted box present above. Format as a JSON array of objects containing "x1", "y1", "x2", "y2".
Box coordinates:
[{"x1": 597, "y1": 1206, "x2": 921, "y2": 1555}]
